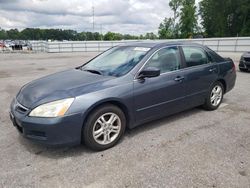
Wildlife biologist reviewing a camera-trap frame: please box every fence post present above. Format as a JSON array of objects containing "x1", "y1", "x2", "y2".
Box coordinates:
[
  {"x1": 217, "y1": 40, "x2": 220, "y2": 52},
  {"x1": 234, "y1": 37, "x2": 238, "y2": 52},
  {"x1": 45, "y1": 41, "x2": 48, "y2": 52}
]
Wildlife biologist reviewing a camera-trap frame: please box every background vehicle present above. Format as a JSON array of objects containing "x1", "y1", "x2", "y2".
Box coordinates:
[
  {"x1": 10, "y1": 42, "x2": 236, "y2": 151},
  {"x1": 239, "y1": 52, "x2": 250, "y2": 71}
]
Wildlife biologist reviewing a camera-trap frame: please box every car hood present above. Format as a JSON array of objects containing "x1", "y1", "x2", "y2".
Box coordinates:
[
  {"x1": 17, "y1": 69, "x2": 114, "y2": 108},
  {"x1": 242, "y1": 52, "x2": 250, "y2": 58}
]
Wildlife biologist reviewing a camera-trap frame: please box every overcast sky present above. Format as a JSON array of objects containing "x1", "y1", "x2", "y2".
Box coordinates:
[{"x1": 0, "y1": 0, "x2": 200, "y2": 35}]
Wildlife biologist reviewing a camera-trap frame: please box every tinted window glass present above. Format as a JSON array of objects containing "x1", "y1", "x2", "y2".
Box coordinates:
[
  {"x1": 182, "y1": 46, "x2": 208, "y2": 67},
  {"x1": 206, "y1": 47, "x2": 225, "y2": 62},
  {"x1": 144, "y1": 47, "x2": 181, "y2": 73}
]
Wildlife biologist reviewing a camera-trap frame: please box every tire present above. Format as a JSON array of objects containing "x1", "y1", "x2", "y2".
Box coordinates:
[
  {"x1": 239, "y1": 68, "x2": 246, "y2": 72},
  {"x1": 203, "y1": 81, "x2": 224, "y2": 111},
  {"x1": 82, "y1": 104, "x2": 126, "y2": 151}
]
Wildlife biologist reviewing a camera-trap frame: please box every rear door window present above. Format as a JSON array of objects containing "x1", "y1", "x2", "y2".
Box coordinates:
[{"x1": 182, "y1": 46, "x2": 209, "y2": 68}]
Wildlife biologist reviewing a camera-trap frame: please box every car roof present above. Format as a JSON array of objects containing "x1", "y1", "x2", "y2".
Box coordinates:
[{"x1": 119, "y1": 41, "x2": 205, "y2": 49}]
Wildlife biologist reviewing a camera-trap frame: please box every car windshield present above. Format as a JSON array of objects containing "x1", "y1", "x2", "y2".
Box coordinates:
[{"x1": 81, "y1": 46, "x2": 150, "y2": 77}]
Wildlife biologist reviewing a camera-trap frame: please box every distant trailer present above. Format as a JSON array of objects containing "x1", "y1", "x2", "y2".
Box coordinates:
[{"x1": 12, "y1": 44, "x2": 23, "y2": 50}]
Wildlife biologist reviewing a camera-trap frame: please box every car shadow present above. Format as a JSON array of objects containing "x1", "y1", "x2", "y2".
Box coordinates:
[
  {"x1": 19, "y1": 136, "x2": 95, "y2": 158},
  {"x1": 19, "y1": 106, "x2": 204, "y2": 159}
]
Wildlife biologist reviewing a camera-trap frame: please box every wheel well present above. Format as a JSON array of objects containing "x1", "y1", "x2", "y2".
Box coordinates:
[
  {"x1": 81, "y1": 101, "x2": 130, "y2": 136},
  {"x1": 217, "y1": 79, "x2": 227, "y2": 93}
]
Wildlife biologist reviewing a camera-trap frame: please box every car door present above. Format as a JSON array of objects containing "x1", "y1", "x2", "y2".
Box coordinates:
[
  {"x1": 133, "y1": 46, "x2": 189, "y2": 124},
  {"x1": 180, "y1": 46, "x2": 219, "y2": 107}
]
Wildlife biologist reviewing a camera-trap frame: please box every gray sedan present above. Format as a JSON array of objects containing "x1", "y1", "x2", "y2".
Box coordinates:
[{"x1": 10, "y1": 42, "x2": 236, "y2": 151}]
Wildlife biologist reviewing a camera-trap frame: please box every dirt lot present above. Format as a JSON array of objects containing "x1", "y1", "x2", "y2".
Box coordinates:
[{"x1": 0, "y1": 52, "x2": 250, "y2": 188}]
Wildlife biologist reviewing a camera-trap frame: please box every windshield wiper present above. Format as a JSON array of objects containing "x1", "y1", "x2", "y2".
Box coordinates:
[{"x1": 82, "y1": 69, "x2": 102, "y2": 75}]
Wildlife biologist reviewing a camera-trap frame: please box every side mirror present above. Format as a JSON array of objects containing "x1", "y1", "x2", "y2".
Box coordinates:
[{"x1": 138, "y1": 67, "x2": 160, "y2": 79}]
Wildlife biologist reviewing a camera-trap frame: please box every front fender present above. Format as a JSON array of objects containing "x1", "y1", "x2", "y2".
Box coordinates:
[{"x1": 66, "y1": 83, "x2": 134, "y2": 128}]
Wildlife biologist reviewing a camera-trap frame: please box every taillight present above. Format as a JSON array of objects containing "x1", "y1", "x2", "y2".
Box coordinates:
[{"x1": 232, "y1": 62, "x2": 236, "y2": 72}]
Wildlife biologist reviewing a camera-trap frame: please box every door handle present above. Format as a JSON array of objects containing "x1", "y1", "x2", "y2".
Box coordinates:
[
  {"x1": 174, "y1": 76, "x2": 184, "y2": 82},
  {"x1": 209, "y1": 68, "x2": 217, "y2": 72}
]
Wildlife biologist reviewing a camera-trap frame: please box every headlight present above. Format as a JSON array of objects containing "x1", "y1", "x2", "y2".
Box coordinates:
[{"x1": 29, "y1": 98, "x2": 74, "y2": 117}]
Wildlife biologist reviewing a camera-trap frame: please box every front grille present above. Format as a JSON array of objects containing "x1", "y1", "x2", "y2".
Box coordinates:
[
  {"x1": 16, "y1": 105, "x2": 28, "y2": 113},
  {"x1": 244, "y1": 57, "x2": 250, "y2": 62},
  {"x1": 28, "y1": 131, "x2": 46, "y2": 137},
  {"x1": 27, "y1": 131, "x2": 47, "y2": 140}
]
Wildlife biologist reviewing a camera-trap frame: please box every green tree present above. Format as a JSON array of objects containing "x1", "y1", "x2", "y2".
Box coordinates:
[
  {"x1": 6, "y1": 29, "x2": 20, "y2": 39},
  {"x1": 179, "y1": 0, "x2": 198, "y2": 38},
  {"x1": 199, "y1": 0, "x2": 250, "y2": 37},
  {"x1": 76, "y1": 32, "x2": 87, "y2": 40},
  {"x1": 104, "y1": 32, "x2": 115, "y2": 40},
  {"x1": 200, "y1": 0, "x2": 228, "y2": 37},
  {"x1": 144, "y1": 32, "x2": 157, "y2": 40},
  {"x1": 0, "y1": 28, "x2": 8, "y2": 39},
  {"x1": 239, "y1": 0, "x2": 250, "y2": 36},
  {"x1": 104, "y1": 32, "x2": 123, "y2": 40},
  {"x1": 169, "y1": 0, "x2": 182, "y2": 37},
  {"x1": 158, "y1": 18, "x2": 175, "y2": 39}
]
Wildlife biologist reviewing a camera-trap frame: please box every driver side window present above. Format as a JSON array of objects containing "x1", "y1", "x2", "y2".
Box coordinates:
[{"x1": 144, "y1": 46, "x2": 181, "y2": 74}]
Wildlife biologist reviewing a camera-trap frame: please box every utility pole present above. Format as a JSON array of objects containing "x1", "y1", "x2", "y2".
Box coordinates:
[
  {"x1": 92, "y1": 0, "x2": 95, "y2": 34},
  {"x1": 100, "y1": 24, "x2": 103, "y2": 40}
]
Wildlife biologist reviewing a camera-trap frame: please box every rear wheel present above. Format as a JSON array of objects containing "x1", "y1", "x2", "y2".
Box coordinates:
[
  {"x1": 203, "y1": 82, "x2": 224, "y2": 111},
  {"x1": 82, "y1": 104, "x2": 126, "y2": 151}
]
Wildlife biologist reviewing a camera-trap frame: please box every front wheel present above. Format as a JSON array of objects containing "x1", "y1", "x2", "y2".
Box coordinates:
[
  {"x1": 82, "y1": 104, "x2": 126, "y2": 151},
  {"x1": 203, "y1": 82, "x2": 224, "y2": 111}
]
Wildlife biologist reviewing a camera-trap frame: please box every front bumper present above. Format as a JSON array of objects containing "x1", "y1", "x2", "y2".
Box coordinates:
[
  {"x1": 239, "y1": 60, "x2": 250, "y2": 70},
  {"x1": 10, "y1": 99, "x2": 83, "y2": 146}
]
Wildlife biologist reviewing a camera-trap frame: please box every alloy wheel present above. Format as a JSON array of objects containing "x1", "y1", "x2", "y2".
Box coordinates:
[
  {"x1": 210, "y1": 85, "x2": 223, "y2": 107},
  {"x1": 92, "y1": 113, "x2": 121, "y2": 145}
]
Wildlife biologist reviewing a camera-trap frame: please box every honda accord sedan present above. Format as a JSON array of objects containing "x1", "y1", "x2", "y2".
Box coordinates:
[{"x1": 10, "y1": 42, "x2": 236, "y2": 150}]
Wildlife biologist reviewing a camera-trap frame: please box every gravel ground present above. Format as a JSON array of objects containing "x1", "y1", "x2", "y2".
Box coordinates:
[{"x1": 0, "y1": 52, "x2": 249, "y2": 188}]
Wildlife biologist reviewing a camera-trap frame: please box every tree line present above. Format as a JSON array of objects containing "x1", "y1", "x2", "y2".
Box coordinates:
[
  {"x1": 0, "y1": 0, "x2": 249, "y2": 40},
  {"x1": 0, "y1": 28, "x2": 157, "y2": 41}
]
